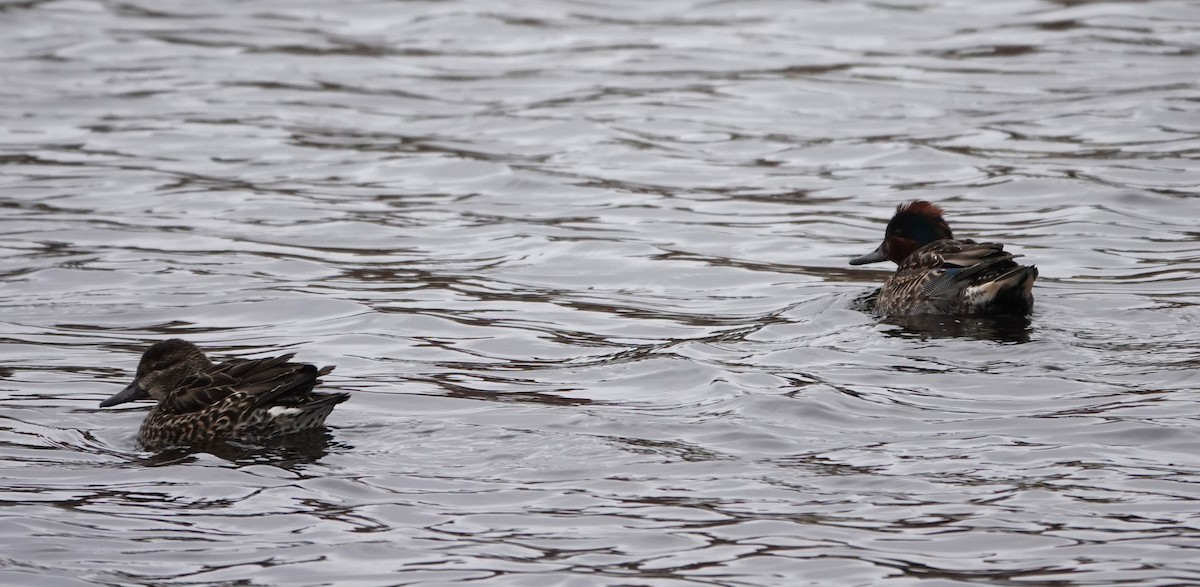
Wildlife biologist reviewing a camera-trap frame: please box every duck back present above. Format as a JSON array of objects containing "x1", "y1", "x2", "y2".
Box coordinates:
[{"x1": 877, "y1": 239, "x2": 1037, "y2": 315}]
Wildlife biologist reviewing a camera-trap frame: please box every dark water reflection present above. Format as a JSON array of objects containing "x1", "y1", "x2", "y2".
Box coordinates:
[
  {"x1": 883, "y1": 314, "x2": 1034, "y2": 343},
  {"x1": 141, "y1": 431, "x2": 345, "y2": 468},
  {"x1": 2, "y1": 0, "x2": 1200, "y2": 585}
]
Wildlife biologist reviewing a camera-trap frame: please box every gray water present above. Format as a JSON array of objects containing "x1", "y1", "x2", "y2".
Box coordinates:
[{"x1": 2, "y1": 0, "x2": 1199, "y2": 585}]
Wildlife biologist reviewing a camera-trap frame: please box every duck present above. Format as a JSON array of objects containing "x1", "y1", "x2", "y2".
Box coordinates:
[
  {"x1": 849, "y1": 200, "x2": 1037, "y2": 316},
  {"x1": 99, "y1": 339, "x2": 349, "y2": 449}
]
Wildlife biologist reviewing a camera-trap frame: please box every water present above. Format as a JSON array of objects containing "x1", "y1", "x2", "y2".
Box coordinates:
[{"x1": 2, "y1": 0, "x2": 1199, "y2": 584}]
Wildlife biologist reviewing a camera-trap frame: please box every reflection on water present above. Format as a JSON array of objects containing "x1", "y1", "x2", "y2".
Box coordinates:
[
  {"x1": 882, "y1": 314, "x2": 1034, "y2": 343},
  {"x1": 141, "y1": 431, "x2": 345, "y2": 468},
  {"x1": 2, "y1": 0, "x2": 1200, "y2": 584}
]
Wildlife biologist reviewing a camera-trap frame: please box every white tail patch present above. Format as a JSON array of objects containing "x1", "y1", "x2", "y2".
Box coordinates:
[
  {"x1": 963, "y1": 284, "x2": 993, "y2": 306},
  {"x1": 268, "y1": 406, "x2": 304, "y2": 418}
]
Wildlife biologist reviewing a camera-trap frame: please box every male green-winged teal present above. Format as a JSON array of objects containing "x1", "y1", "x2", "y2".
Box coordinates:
[
  {"x1": 100, "y1": 339, "x2": 349, "y2": 449},
  {"x1": 850, "y1": 200, "x2": 1037, "y2": 316}
]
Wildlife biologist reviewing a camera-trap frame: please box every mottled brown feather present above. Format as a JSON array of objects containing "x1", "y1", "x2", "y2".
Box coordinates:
[
  {"x1": 100, "y1": 339, "x2": 349, "y2": 449},
  {"x1": 851, "y1": 201, "x2": 1037, "y2": 315}
]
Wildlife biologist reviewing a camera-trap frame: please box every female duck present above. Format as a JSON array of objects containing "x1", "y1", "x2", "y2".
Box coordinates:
[
  {"x1": 850, "y1": 200, "x2": 1037, "y2": 316},
  {"x1": 100, "y1": 339, "x2": 349, "y2": 449}
]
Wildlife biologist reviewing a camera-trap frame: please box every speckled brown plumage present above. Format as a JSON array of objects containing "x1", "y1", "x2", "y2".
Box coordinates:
[
  {"x1": 100, "y1": 339, "x2": 349, "y2": 449},
  {"x1": 850, "y1": 201, "x2": 1037, "y2": 316}
]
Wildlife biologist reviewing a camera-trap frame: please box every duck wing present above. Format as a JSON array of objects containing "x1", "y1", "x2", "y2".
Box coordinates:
[
  {"x1": 157, "y1": 370, "x2": 241, "y2": 414},
  {"x1": 159, "y1": 354, "x2": 334, "y2": 414},
  {"x1": 916, "y1": 241, "x2": 1022, "y2": 300}
]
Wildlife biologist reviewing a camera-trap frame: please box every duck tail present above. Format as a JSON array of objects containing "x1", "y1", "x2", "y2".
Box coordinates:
[
  {"x1": 973, "y1": 265, "x2": 1038, "y2": 314},
  {"x1": 305, "y1": 391, "x2": 351, "y2": 411},
  {"x1": 263, "y1": 392, "x2": 351, "y2": 435}
]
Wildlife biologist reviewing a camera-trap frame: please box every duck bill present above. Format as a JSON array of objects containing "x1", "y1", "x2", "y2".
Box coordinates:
[
  {"x1": 100, "y1": 380, "x2": 148, "y2": 408},
  {"x1": 850, "y1": 244, "x2": 888, "y2": 266}
]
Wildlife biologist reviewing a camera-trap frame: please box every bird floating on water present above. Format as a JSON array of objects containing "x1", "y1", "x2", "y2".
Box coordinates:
[
  {"x1": 99, "y1": 339, "x2": 348, "y2": 449},
  {"x1": 849, "y1": 200, "x2": 1037, "y2": 316}
]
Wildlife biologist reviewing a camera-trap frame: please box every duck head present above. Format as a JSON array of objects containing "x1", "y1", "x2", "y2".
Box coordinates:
[
  {"x1": 850, "y1": 200, "x2": 953, "y2": 265},
  {"x1": 100, "y1": 339, "x2": 212, "y2": 407}
]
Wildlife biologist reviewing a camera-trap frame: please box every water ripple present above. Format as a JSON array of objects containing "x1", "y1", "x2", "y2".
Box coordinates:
[{"x1": 0, "y1": 0, "x2": 1198, "y2": 585}]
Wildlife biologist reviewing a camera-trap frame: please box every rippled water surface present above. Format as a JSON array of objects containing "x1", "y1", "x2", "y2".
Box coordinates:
[{"x1": 2, "y1": 0, "x2": 1199, "y2": 584}]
